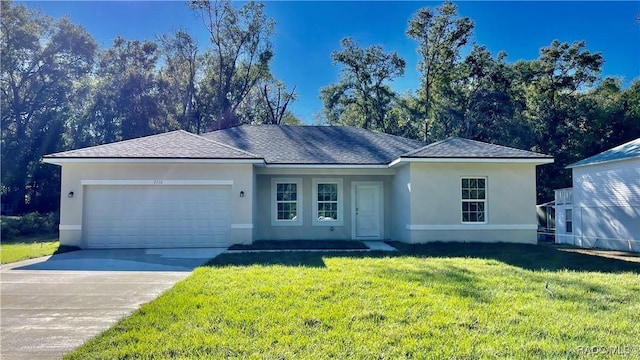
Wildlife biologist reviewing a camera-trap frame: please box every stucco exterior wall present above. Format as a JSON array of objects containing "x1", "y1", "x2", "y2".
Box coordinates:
[
  {"x1": 253, "y1": 173, "x2": 393, "y2": 241},
  {"x1": 405, "y1": 162, "x2": 538, "y2": 243},
  {"x1": 390, "y1": 164, "x2": 411, "y2": 242},
  {"x1": 57, "y1": 162, "x2": 254, "y2": 247},
  {"x1": 55, "y1": 160, "x2": 543, "y2": 246},
  {"x1": 572, "y1": 158, "x2": 640, "y2": 251}
]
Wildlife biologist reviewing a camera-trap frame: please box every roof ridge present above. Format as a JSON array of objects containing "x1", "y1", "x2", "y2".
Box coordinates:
[
  {"x1": 400, "y1": 136, "x2": 551, "y2": 159},
  {"x1": 202, "y1": 124, "x2": 426, "y2": 164},
  {"x1": 459, "y1": 137, "x2": 539, "y2": 153},
  {"x1": 400, "y1": 137, "x2": 453, "y2": 157},
  {"x1": 342, "y1": 126, "x2": 427, "y2": 147},
  {"x1": 178, "y1": 129, "x2": 261, "y2": 158}
]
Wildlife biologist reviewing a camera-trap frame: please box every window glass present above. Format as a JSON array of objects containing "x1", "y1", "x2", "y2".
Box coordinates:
[
  {"x1": 462, "y1": 178, "x2": 486, "y2": 223},
  {"x1": 276, "y1": 183, "x2": 297, "y2": 220},
  {"x1": 566, "y1": 209, "x2": 573, "y2": 233},
  {"x1": 317, "y1": 183, "x2": 338, "y2": 220}
]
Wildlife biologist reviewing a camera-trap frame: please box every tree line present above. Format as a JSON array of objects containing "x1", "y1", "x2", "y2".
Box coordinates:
[
  {"x1": 1, "y1": 0, "x2": 298, "y2": 214},
  {"x1": 321, "y1": 1, "x2": 640, "y2": 202},
  {"x1": 2, "y1": 0, "x2": 639, "y2": 215}
]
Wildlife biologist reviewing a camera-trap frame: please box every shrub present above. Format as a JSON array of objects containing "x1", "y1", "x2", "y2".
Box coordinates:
[
  {"x1": 1, "y1": 212, "x2": 59, "y2": 240},
  {"x1": 1, "y1": 219, "x2": 19, "y2": 239}
]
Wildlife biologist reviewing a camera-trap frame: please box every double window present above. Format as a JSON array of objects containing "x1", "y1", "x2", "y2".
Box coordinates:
[
  {"x1": 272, "y1": 178, "x2": 344, "y2": 226},
  {"x1": 462, "y1": 177, "x2": 487, "y2": 223}
]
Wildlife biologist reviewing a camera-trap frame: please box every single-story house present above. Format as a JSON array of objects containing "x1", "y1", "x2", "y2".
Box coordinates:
[
  {"x1": 43, "y1": 125, "x2": 553, "y2": 249},
  {"x1": 555, "y1": 137, "x2": 640, "y2": 252}
]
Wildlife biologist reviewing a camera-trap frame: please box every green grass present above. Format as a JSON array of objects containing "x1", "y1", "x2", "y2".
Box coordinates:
[
  {"x1": 0, "y1": 234, "x2": 76, "y2": 264},
  {"x1": 66, "y1": 243, "x2": 640, "y2": 359},
  {"x1": 228, "y1": 240, "x2": 368, "y2": 250}
]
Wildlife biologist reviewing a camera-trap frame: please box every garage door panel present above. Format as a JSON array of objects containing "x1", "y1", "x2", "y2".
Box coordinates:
[{"x1": 84, "y1": 185, "x2": 232, "y2": 248}]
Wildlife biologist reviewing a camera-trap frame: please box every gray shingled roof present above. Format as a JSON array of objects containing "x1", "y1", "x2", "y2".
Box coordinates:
[
  {"x1": 202, "y1": 125, "x2": 426, "y2": 164},
  {"x1": 44, "y1": 130, "x2": 259, "y2": 159},
  {"x1": 568, "y1": 137, "x2": 640, "y2": 168},
  {"x1": 403, "y1": 137, "x2": 552, "y2": 159},
  {"x1": 44, "y1": 126, "x2": 552, "y2": 165}
]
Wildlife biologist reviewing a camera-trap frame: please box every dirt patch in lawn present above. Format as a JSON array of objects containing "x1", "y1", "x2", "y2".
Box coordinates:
[{"x1": 552, "y1": 244, "x2": 640, "y2": 263}]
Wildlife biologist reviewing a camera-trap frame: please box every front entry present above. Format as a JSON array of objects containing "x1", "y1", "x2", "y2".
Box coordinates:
[{"x1": 353, "y1": 182, "x2": 383, "y2": 239}]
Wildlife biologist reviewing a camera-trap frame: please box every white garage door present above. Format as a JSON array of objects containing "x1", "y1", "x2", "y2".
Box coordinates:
[{"x1": 84, "y1": 185, "x2": 231, "y2": 248}]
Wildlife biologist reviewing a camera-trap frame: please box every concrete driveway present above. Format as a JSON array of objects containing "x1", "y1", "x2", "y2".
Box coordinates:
[{"x1": 0, "y1": 248, "x2": 226, "y2": 360}]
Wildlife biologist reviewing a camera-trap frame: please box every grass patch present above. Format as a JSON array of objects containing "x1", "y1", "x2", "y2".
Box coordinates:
[
  {"x1": 0, "y1": 234, "x2": 77, "y2": 264},
  {"x1": 66, "y1": 243, "x2": 639, "y2": 359},
  {"x1": 388, "y1": 241, "x2": 640, "y2": 273},
  {"x1": 228, "y1": 240, "x2": 368, "y2": 250}
]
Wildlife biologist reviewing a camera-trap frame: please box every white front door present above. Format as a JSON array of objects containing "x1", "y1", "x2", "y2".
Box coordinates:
[{"x1": 353, "y1": 182, "x2": 383, "y2": 239}]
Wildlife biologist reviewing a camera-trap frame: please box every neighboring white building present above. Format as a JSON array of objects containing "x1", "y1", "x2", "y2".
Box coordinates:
[
  {"x1": 556, "y1": 138, "x2": 640, "y2": 252},
  {"x1": 554, "y1": 188, "x2": 573, "y2": 244}
]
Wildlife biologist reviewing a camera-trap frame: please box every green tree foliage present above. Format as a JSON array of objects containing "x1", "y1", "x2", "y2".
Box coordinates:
[
  {"x1": 321, "y1": 2, "x2": 638, "y2": 202},
  {"x1": 158, "y1": 29, "x2": 201, "y2": 133},
  {"x1": 519, "y1": 40, "x2": 605, "y2": 200},
  {"x1": 190, "y1": 0, "x2": 274, "y2": 130},
  {"x1": 1, "y1": 0, "x2": 294, "y2": 214},
  {"x1": 406, "y1": 0, "x2": 474, "y2": 141},
  {"x1": 1, "y1": 1, "x2": 97, "y2": 213},
  {"x1": 2, "y1": 0, "x2": 639, "y2": 215},
  {"x1": 437, "y1": 46, "x2": 527, "y2": 147},
  {"x1": 572, "y1": 78, "x2": 640, "y2": 172},
  {"x1": 79, "y1": 37, "x2": 166, "y2": 143},
  {"x1": 320, "y1": 37, "x2": 406, "y2": 133}
]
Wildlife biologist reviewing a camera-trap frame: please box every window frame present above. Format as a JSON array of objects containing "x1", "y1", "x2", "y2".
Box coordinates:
[
  {"x1": 565, "y1": 208, "x2": 573, "y2": 234},
  {"x1": 271, "y1": 178, "x2": 303, "y2": 226},
  {"x1": 312, "y1": 178, "x2": 344, "y2": 226},
  {"x1": 461, "y1": 177, "x2": 488, "y2": 224}
]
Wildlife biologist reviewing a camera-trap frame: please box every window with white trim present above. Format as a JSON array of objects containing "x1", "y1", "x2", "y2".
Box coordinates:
[
  {"x1": 565, "y1": 209, "x2": 573, "y2": 233},
  {"x1": 312, "y1": 178, "x2": 343, "y2": 226},
  {"x1": 461, "y1": 177, "x2": 486, "y2": 223},
  {"x1": 271, "y1": 178, "x2": 302, "y2": 226}
]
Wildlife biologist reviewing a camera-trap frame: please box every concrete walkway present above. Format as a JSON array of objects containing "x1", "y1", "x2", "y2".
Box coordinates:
[
  {"x1": 0, "y1": 248, "x2": 226, "y2": 360},
  {"x1": 362, "y1": 241, "x2": 397, "y2": 251}
]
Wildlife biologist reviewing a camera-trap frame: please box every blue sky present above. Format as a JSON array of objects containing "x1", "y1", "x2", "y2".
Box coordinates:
[{"x1": 27, "y1": 1, "x2": 640, "y2": 123}]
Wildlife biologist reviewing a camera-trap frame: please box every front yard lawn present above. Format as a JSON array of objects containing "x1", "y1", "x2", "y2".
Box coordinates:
[
  {"x1": 0, "y1": 234, "x2": 61, "y2": 264},
  {"x1": 66, "y1": 243, "x2": 640, "y2": 359}
]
